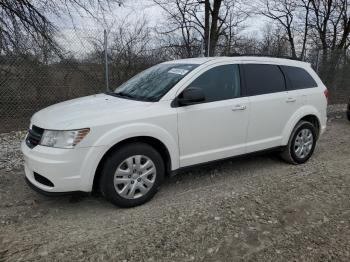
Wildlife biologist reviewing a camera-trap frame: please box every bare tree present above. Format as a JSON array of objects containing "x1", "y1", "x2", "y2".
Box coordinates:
[
  {"x1": 308, "y1": 0, "x2": 350, "y2": 83},
  {"x1": 258, "y1": 23, "x2": 291, "y2": 56},
  {"x1": 154, "y1": 0, "x2": 247, "y2": 57},
  {"x1": 258, "y1": 0, "x2": 307, "y2": 58},
  {"x1": 154, "y1": 0, "x2": 202, "y2": 58},
  {"x1": 86, "y1": 16, "x2": 162, "y2": 86},
  {"x1": 0, "y1": 1, "x2": 56, "y2": 54},
  {"x1": 300, "y1": 0, "x2": 311, "y2": 60},
  {"x1": 0, "y1": 0, "x2": 125, "y2": 55}
]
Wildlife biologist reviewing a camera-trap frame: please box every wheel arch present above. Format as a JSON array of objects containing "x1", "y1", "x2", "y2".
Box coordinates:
[
  {"x1": 282, "y1": 106, "x2": 322, "y2": 145},
  {"x1": 299, "y1": 115, "x2": 320, "y2": 137},
  {"x1": 92, "y1": 136, "x2": 174, "y2": 192}
]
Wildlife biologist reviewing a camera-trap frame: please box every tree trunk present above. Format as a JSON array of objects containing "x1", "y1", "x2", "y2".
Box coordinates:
[
  {"x1": 204, "y1": 0, "x2": 210, "y2": 57},
  {"x1": 286, "y1": 28, "x2": 297, "y2": 58},
  {"x1": 203, "y1": 0, "x2": 222, "y2": 57},
  {"x1": 208, "y1": 0, "x2": 222, "y2": 56},
  {"x1": 300, "y1": 0, "x2": 310, "y2": 60}
]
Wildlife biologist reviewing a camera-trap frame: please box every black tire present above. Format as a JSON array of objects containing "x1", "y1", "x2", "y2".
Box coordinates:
[
  {"x1": 280, "y1": 120, "x2": 317, "y2": 164},
  {"x1": 100, "y1": 142, "x2": 165, "y2": 208}
]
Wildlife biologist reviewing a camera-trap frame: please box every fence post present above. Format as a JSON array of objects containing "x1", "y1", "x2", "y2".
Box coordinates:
[{"x1": 104, "y1": 29, "x2": 109, "y2": 92}]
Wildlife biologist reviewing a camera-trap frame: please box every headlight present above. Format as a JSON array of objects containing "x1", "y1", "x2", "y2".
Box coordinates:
[{"x1": 40, "y1": 128, "x2": 90, "y2": 149}]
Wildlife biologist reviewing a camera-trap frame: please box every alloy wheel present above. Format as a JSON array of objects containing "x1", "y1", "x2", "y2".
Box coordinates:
[
  {"x1": 113, "y1": 155, "x2": 156, "y2": 199},
  {"x1": 294, "y1": 128, "x2": 314, "y2": 159}
]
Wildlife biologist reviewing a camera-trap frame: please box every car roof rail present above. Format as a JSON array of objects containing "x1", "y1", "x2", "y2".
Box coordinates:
[{"x1": 228, "y1": 53, "x2": 303, "y2": 61}]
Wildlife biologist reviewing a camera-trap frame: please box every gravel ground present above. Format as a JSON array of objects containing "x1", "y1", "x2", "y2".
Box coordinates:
[
  {"x1": 0, "y1": 106, "x2": 349, "y2": 261},
  {"x1": 0, "y1": 131, "x2": 26, "y2": 171}
]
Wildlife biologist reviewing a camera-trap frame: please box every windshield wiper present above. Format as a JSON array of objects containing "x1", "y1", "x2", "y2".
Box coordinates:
[
  {"x1": 115, "y1": 92, "x2": 135, "y2": 99},
  {"x1": 105, "y1": 91, "x2": 134, "y2": 99},
  {"x1": 105, "y1": 91, "x2": 156, "y2": 102}
]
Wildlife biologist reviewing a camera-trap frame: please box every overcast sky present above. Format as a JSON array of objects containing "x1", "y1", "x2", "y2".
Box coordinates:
[{"x1": 53, "y1": 0, "x2": 265, "y2": 56}]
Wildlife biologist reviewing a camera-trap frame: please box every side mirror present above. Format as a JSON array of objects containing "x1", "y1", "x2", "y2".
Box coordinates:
[{"x1": 177, "y1": 87, "x2": 205, "y2": 106}]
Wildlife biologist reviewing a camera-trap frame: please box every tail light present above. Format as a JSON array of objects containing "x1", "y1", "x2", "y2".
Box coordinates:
[{"x1": 324, "y1": 88, "x2": 329, "y2": 103}]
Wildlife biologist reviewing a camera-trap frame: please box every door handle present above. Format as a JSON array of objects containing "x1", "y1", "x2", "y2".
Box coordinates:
[
  {"x1": 232, "y1": 105, "x2": 247, "y2": 111},
  {"x1": 286, "y1": 97, "x2": 296, "y2": 103}
]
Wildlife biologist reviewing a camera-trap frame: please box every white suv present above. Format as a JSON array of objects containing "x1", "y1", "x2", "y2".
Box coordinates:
[{"x1": 22, "y1": 56, "x2": 328, "y2": 207}]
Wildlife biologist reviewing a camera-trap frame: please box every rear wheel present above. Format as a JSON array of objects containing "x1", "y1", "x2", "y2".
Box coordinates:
[
  {"x1": 100, "y1": 142, "x2": 164, "y2": 207},
  {"x1": 281, "y1": 121, "x2": 317, "y2": 164}
]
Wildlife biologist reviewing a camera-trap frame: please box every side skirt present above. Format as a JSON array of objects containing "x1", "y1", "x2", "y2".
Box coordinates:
[{"x1": 170, "y1": 146, "x2": 284, "y2": 176}]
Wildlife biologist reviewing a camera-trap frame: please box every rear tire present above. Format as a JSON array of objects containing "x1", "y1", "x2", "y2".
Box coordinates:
[
  {"x1": 100, "y1": 142, "x2": 165, "y2": 208},
  {"x1": 281, "y1": 121, "x2": 317, "y2": 164}
]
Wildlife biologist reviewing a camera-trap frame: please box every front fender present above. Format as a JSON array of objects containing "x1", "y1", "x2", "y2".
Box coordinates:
[
  {"x1": 93, "y1": 123, "x2": 178, "y2": 163},
  {"x1": 78, "y1": 123, "x2": 179, "y2": 191},
  {"x1": 281, "y1": 105, "x2": 322, "y2": 145}
]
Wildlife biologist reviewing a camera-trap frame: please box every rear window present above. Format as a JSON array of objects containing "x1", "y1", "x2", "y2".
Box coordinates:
[
  {"x1": 243, "y1": 64, "x2": 285, "y2": 96},
  {"x1": 281, "y1": 66, "x2": 317, "y2": 90}
]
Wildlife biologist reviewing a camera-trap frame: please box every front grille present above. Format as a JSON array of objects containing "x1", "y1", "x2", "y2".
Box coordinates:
[{"x1": 26, "y1": 125, "x2": 44, "y2": 149}]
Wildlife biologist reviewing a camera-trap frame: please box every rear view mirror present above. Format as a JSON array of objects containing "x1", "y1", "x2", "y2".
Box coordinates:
[{"x1": 177, "y1": 87, "x2": 205, "y2": 106}]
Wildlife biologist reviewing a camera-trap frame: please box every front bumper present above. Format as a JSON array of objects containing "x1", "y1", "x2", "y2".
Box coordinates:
[
  {"x1": 25, "y1": 177, "x2": 79, "y2": 196},
  {"x1": 21, "y1": 141, "x2": 104, "y2": 193}
]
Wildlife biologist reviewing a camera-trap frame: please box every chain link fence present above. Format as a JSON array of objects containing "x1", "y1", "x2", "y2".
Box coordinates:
[
  {"x1": 0, "y1": 36, "x2": 349, "y2": 133},
  {"x1": 313, "y1": 49, "x2": 350, "y2": 105},
  {"x1": 0, "y1": 31, "x2": 167, "y2": 133},
  {"x1": 0, "y1": 54, "x2": 104, "y2": 133}
]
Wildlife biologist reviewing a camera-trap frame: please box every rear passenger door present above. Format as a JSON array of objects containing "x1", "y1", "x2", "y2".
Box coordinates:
[
  {"x1": 242, "y1": 63, "x2": 298, "y2": 153},
  {"x1": 280, "y1": 65, "x2": 318, "y2": 106}
]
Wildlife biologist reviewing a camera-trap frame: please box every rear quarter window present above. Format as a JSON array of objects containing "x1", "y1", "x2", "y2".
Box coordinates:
[
  {"x1": 242, "y1": 64, "x2": 286, "y2": 96},
  {"x1": 281, "y1": 66, "x2": 318, "y2": 90}
]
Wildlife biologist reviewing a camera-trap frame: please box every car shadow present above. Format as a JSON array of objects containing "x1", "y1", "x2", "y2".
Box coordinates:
[{"x1": 14, "y1": 150, "x2": 284, "y2": 213}]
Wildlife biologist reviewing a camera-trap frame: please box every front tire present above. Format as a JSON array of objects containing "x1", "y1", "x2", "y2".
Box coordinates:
[
  {"x1": 281, "y1": 121, "x2": 317, "y2": 164},
  {"x1": 100, "y1": 142, "x2": 165, "y2": 207}
]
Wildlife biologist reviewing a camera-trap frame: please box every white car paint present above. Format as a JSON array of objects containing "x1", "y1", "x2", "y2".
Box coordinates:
[
  {"x1": 22, "y1": 56, "x2": 327, "y2": 193},
  {"x1": 177, "y1": 96, "x2": 250, "y2": 167}
]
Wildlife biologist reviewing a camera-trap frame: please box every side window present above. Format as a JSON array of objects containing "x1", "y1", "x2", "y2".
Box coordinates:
[
  {"x1": 281, "y1": 66, "x2": 317, "y2": 90},
  {"x1": 187, "y1": 64, "x2": 240, "y2": 102},
  {"x1": 243, "y1": 64, "x2": 285, "y2": 96}
]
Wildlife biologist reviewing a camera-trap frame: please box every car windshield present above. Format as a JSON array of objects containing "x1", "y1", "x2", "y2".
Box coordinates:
[{"x1": 112, "y1": 63, "x2": 198, "y2": 102}]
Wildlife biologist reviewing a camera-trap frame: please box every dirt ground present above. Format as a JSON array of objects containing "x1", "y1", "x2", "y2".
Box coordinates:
[{"x1": 1, "y1": 117, "x2": 350, "y2": 262}]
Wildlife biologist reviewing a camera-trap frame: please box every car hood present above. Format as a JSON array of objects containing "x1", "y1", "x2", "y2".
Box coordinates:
[{"x1": 31, "y1": 93, "x2": 152, "y2": 130}]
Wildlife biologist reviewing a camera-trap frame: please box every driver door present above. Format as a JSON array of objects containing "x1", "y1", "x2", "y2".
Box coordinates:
[{"x1": 176, "y1": 64, "x2": 249, "y2": 167}]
